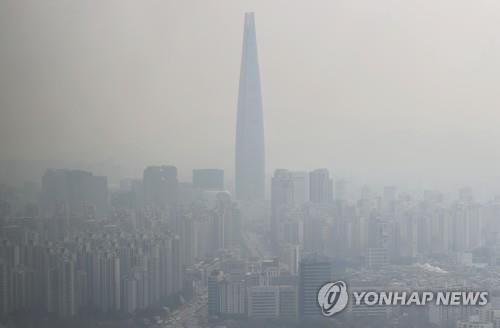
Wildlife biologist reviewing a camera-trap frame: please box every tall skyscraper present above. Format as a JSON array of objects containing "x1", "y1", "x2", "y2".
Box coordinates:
[
  {"x1": 270, "y1": 169, "x2": 294, "y2": 249},
  {"x1": 209, "y1": 192, "x2": 241, "y2": 253},
  {"x1": 235, "y1": 12, "x2": 265, "y2": 201},
  {"x1": 309, "y1": 168, "x2": 333, "y2": 204},
  {"x1": 290, "y1": 171, "x2": 309, "y2": 205},
  {"x1": 143, "y1": 165, "x2": 178, "y2": 210}
]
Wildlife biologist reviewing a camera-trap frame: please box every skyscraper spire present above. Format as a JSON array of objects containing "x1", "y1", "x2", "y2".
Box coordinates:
[{"x1": 235, "y1": 12, "x2": 266, "y2": 201}]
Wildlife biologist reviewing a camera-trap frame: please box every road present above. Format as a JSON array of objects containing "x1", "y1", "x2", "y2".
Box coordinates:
[{"x1": 162, "y1": 291, "x2": 208, "y2": 328}]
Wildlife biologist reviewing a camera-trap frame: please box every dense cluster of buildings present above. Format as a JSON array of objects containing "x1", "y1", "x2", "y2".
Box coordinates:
[
  {"x1": 0, "y1": 231, "x2": 183, "y2": 317},
  {"x1": 206, "y1": 255, "x2": 332, "y2": 321},
  {"x1": 0, "y1": 164, "x2": 243, "y2": 320},
  {"x1": 270, "y1": 167, "x2": 500, "y2": 270},
  {"x1": 2, "y1": 11, "x2": 500, "y2": 328},
  {"x1": 3, "y1": 162, "x2": 500, "y2": 328},
  {"x1": 205, "y1": 251, "x2": 500, "y2": 327}
]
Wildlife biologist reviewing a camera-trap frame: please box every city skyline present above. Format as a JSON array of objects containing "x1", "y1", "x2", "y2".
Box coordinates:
[
  {"x1": 2, "y1": 1, "x2": 500, "y2": 193},
  {"x1": 3, "y1": 3, "x2": 500, "y2": 328}
]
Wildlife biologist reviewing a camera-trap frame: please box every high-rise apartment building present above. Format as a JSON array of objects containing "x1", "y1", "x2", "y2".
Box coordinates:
[{"x1": 41, "y1": 169, "x2": 108, "y2": 219}]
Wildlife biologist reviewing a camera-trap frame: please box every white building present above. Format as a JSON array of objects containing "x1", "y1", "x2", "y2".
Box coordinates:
[{"x1": 247, "y1": 286, "x2": 279, "y2": 319}]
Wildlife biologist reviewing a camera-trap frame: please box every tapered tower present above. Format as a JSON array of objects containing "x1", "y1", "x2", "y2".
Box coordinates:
[{"x1": 235, "y1": 12, "x2": 265, "y2": 201}]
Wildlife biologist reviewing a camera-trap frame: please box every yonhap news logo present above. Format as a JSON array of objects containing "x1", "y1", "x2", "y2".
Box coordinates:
[
  {"x1": 317, "y1": 281, "x2": 489, "y2": 317},
  {"x1": 317, "y1": 281, "x2": 349, "y2": 316}
]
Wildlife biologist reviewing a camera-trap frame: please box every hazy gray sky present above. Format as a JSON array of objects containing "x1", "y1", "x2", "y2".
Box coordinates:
[{"x1": 2, "y1": 0, "x2": 500, "y2": 191}]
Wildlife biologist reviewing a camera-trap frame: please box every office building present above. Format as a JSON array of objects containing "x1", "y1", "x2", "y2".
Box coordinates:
[
  {"x1": 299, "y1": 255, "x2": 331, "y2": 318},
  {"x1": 309, "y1": 169, "x2": 332, "y2": 204},
  {"x1": 247, "y1": 286, "x2": 280, "y2": 319},
  {"x1": 193, "y1": 169, "x2": 224, "y2": 190},
  {"x1": 143, "y1": 165, "x2": 178, "y2": 210},
  {"x1": 271, "y1": 169, "x2": 295, "y2": 250}
]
